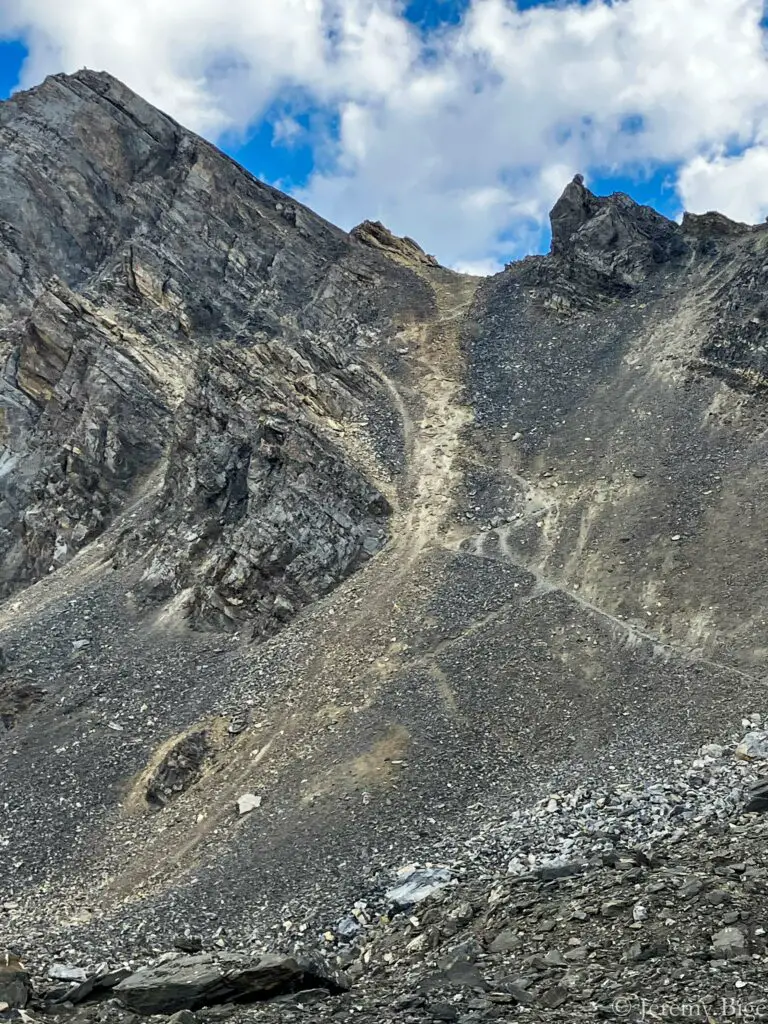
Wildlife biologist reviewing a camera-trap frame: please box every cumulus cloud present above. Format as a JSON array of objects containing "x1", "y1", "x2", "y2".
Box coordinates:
[
  {"x1": 678, "y1": 147, "x2": 768, "y2": 225},
  {"x1": 2, "y1": 0, "x2": 768, "y2": 269},
  {"x1": 0, "y1": 0, "x2": 418, "y2": 133}
]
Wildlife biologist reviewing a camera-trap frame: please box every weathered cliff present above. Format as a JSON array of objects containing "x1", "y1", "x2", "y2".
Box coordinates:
[{"x1": 0, "y1": 69, "x2": 433, "y2": 627}]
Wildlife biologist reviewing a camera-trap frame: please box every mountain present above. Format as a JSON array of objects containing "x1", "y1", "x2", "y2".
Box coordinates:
[{"x1": 2, "y1": 70, "x2": 768, "y2": 1021}]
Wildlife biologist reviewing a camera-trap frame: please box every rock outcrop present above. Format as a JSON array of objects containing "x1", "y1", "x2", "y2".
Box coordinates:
[
  {"x1": 0, "y1": 69, "x2": 431, "y2": 628},
  {"x1": 520, "y1": 173, "x2": 688, "y2": 311},
  {"x1": 350, "y1": 220, "x2": 439, "y2": 268}
]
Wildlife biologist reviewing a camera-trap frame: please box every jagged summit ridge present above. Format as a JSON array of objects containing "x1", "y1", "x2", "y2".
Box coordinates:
[
  {"x1": 549, "y1": 173, "x2": 679, "y2": 256},
  {"x1": 502, "y1": 173, "x2": 767, "y2": 315},
  {"x1": 550, "y1": 172, "x2": 761, "y2": 264},
  {"x1": 546, "y1": 173, "x2": 685, "y2": 295}
]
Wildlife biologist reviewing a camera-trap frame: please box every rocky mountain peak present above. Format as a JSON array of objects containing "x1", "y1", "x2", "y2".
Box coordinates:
[
  {"x1": 350, "y1": 219, "x2": 439, "y2": 268},
  {"x1": 548, "y1": 173, "x2": 600, "y2": 254},
  {"x1": 526, "y1": 173, "x2": 690, "y2": 309},
  {"x1": 0, "y1": 68, "x2": 434, "y2": 621},
  {"x1": 549, "y1": 173, "x2": 684, "y2": 268}
]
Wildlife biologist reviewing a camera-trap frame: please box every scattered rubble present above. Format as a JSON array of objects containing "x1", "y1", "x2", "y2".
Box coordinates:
[{"x1": 6, "y1": 720, "x2": 768, "y2": 1022}]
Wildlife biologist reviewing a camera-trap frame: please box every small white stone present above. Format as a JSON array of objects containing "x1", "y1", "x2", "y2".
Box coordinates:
[
  {"x1": 698, "y1": 744, "x2": 724, "y2": 760},
  {"x1": 237, "y1": 793, "x2": 262, "y2": 815},
  {"x1": 48, "y1": 964, "x2": 87, "y2": 982}
]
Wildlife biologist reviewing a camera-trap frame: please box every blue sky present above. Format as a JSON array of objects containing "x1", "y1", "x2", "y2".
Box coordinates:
[
  {"x1": 0, "y1": 39, "x2": 24, "y2": 99},
  {"x1": 0, "y1": 1, "x2": 766, "y2": 272}
]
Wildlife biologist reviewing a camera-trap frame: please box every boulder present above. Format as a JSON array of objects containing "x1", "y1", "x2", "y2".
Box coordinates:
[
  {"x1": 744, "y1": 778, "x2": 768, "y2": 813},
  {"x1": 735, "y1": 731, "x2": 768, "y2": 761},
  {"x1": 236, "y1": 793, "x2": 262, "y2": 815},
  {"x1": 45, "y1": 963, "x2": 131, "y2": 1006},
  {"x1": 48, "y1": 963, "x2": 87, "y2": 982},
  {"x1": 0, "y1": 954, "x2": 30, "y2": 1008},
  {"x1": 488, "y1": 929, "x2": 521, "y2": 954},
  {"x1": 711, "y1": 927, "x2": 746, "y2": 959},
  {"x1": 386, "y1": 866, "x2": 452, "y2": 909},
  {"x1": 336, "y1": 915, "x2": 361, "y2": 940},
  {"x1": 168, "y1": 1012, "x2": 199, "y2": 1024},
  {"x1": 174, "y1": 934, "x2": 204, "y2": 954},
  {"x1": 114, "y1": 951, "x2": 348, "y2": 1014}
]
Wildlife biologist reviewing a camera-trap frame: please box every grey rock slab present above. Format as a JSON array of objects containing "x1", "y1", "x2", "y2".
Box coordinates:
[
  {"x1": 336, "y1": 915, "x2": 361, "y2": 940},
  {"x1": 51, "y1": 965, "x2": 131, "y2": 1005},
  {"x1": 236, "y1": 793, "x2": 262, "y2": 816},
  {"x1": 543, "y1": 950, "x2": 568, "y2": 967},
  {"x1": 440, "y1": 959, "x2": 488, "y2": 991},
  {"x1": 386, "y1": 867, "x2": 452, "y2": 909},
  {"x1": 114, "y1": 951, "x2": 347, "y2": 1014},
  {"x1": 430, "y1": 1002, "x2": 459, "y2": 1022},
  {"x1": 48, "y1": 963, "x2": 87, "y2": 982},
  {"x1": 537, "y1": 861, "x2": 586, "y2": 881},
  {"x1": 273, "y1": 987, "x2": 331, "y2": 1006},
  {"x1": 540, "y1": 985, "x2": 568, "y2": 1009},
  {"x1": 711, "y1": 927, "x2": 746, "y2": 959},
  {"x1": 744, "y1": 778, "x2": 768, "y2": 813},
  {"x1": 488, "y1": 930, "x2": 520, "y2": 954},
  {"x1": 500, "y1": 982, "x2": 535, "y2": 1006},
  {"x1": 601, "y1": 899, "x2": 629, "y2": 918},
  {"x1": 736, "y1": 732, "x2": 768, "y2": 761}
]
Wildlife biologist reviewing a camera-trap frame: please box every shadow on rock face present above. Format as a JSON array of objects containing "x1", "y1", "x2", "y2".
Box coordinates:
[{"x1": 145, "y1": 729, "x2": 210, "y2": 811}]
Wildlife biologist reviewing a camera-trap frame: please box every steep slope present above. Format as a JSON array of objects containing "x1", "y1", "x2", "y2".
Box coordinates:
[
  {"x1": 2, "y1": 73, "x2": 768, "y2": 1022},
  {"x1": 0, "y1": 69, "x2": 434, "y2": 627},
  {"x1": 464, "y1": 177, "x2": 768, "y2": 668}
]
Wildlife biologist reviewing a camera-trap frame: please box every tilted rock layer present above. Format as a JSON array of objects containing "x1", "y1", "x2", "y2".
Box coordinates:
[
  {"x1": 0, "y1": 70, "x2": 430, "y2": 625},
  {"x1": 2, "y1": 70, "x2": 768, "y2": 1023}
]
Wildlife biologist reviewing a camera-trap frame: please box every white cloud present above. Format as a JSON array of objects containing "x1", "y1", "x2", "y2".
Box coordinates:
[
  {"x1": 453, "y1": 258, "x2": 508, "y2": 276},
  {"x1": 678, "y1": 147, "x2": 768, "y2": 224},
  {"x1": 0, "y1": 0, "x2": 415, "y2": 133},
  {"x1": 2, "y1": 0, "x2": 768, "y2": 268},
  {"x1": 272, "y1": 116, "x2": 304, "y2": 148}
]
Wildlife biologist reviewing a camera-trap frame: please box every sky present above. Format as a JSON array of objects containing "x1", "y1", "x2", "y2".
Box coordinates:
[{"x1": 1, "y1": 1, "x2": 768, "y2": 274}]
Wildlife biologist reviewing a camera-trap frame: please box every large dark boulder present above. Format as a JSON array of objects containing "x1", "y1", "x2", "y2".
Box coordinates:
[{"x1": 114, "y1": 951, "x2": 348, "y2": 1014}]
